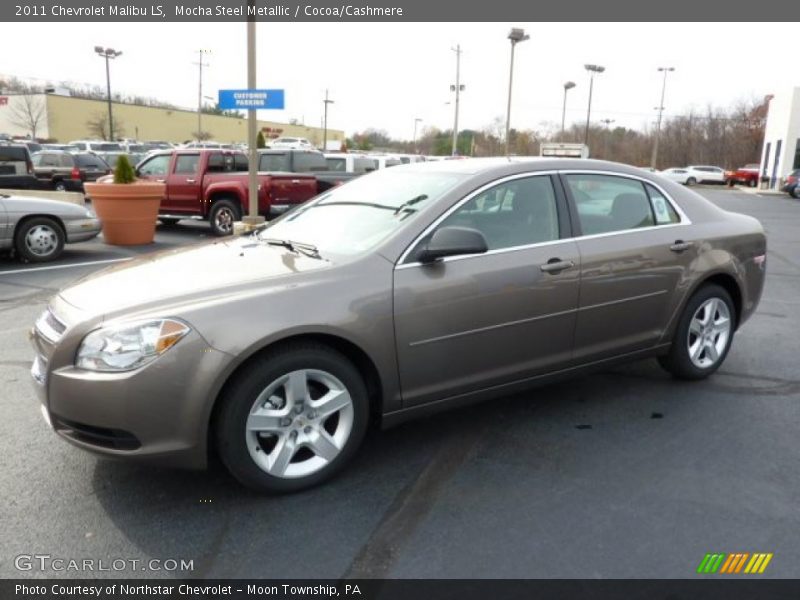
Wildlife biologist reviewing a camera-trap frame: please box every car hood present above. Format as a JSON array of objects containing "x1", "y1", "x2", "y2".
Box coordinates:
[
  {"x1": 2, "y1": 194, "x2": 89, "y2": 216},
  {"x1": 58, "y1": 235, "x2": 332, "y2": 318}
]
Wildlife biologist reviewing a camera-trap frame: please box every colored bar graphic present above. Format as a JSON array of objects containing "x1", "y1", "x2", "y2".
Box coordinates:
[{"x1": 698, "y1": 552, "x2": 772, "y2": 575}]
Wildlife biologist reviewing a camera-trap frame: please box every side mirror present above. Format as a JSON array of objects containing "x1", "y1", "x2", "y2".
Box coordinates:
[{"x1": 417, "y1": 226, "x2": 488, "y2": 263}]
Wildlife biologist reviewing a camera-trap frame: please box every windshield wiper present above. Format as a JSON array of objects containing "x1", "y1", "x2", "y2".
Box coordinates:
[
  {"x1": 260, "y1": 237, "x2": 323, "y2": 259},
  {"x1": 393, "y1": 194, "x2": 428, "y2": 215}
]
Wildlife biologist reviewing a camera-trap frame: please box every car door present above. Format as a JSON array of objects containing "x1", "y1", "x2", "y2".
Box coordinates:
[
  {"x1": 393, "y1": 173, "x2": 581, "y2": 408},
  {"x1": 561, "y1": 172, "x2": 698, "y2": 362},
  {"x1": 164, "y1": 153, "x2": 201, "y2": 214},
  {"x1": 0, "y1": 196, "x2": 8, "y2": 247}
]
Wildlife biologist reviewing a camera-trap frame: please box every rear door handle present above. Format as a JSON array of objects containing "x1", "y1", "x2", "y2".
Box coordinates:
[
  {"x1": 155, "y1": 178, "x2": 166, "y2": 183},
  {"x1": 186, "y1": 178, "x2": 196, "y2": 184},
  {"x1": 670, "y1": 240, "x2": 694, "y2": 253},
  {"x1": 540, "y1": 259, "x2": 575, "y2": 274},
  {"x1": 291, "y1": 179, "x2": 301, "y2": 184}
]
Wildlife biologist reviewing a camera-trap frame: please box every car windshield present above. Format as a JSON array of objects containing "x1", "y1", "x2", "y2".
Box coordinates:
[{"x1": 257, "y1": 169, "x2": 462, "y2": 257}]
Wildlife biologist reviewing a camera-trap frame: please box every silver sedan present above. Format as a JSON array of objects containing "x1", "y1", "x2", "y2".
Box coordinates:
[{"x1": 0, "y1": 194, "x2": 101, "y2": 262}]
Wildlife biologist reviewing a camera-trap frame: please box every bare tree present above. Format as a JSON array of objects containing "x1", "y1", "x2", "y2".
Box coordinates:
[
  {"x1": 86, "y1": 113, "x2": 124, "y2": 140},
  {"x1": 9, "y1": 93, "x2": 46, "y2": 139}
]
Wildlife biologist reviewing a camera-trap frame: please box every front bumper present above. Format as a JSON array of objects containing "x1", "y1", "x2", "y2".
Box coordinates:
[
  {"x1": 65, "y1": 218, "x2": 101, "y2": 243},
  {"x1": 30, "y1": 320, "x2": 232, "y2": 469}
]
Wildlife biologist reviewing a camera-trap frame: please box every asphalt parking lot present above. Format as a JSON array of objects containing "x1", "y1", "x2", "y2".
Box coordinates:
[{"x1": 1, "y1": 189, "x2": 798, "y2": 579}]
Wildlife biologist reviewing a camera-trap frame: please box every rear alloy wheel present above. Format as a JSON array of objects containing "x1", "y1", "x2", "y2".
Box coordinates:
[
  {"x1": 215, "y1": 344, "x2": 369, "y2": 493},
  {"x1": 658, "y1": 284, "x2": 735, "y2": 380},
  {"x1": 209, "y1": 199, "x2": 241, "y2": 236},
  {"x1": 15, "y1": 217, "x2": 65, "y2": 263},
  {"x1": 53, "y1": 180, "x2": 67, "y2": 192}
]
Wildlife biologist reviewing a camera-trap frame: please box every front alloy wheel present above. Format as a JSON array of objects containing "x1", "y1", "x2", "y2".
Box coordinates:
[
  {"x1": 216, "y1": 343, "x2": 369, "y2": 493},
  {"x1": 246, "y1": 369, "x2": 354, "y2": 479}
]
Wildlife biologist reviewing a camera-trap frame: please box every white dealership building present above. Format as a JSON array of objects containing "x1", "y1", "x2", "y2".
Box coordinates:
[{"x1": 760, "y1": 87, "x2": 800, "y2": 189}]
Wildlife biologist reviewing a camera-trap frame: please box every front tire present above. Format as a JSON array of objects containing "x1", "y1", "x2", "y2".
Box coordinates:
[
  {"x1": 215, "y1": 343, "x2": 369, "y2": 493},
  {"x1": 53, "y1": 180, "x2": 67, "y2": 192},
  {"x1": 686, "y1": 177, "x2": 697, "y2": 186},
  {"x1": 791, "y1": 187, "x2": 800, "y2": 199},
  {"x1": 658, "y1": 284, "x2": 736, "y2": 380},
  {"x1": 15, "y1": 217, "x2": 65, "y2": 263},
  {"x1": 209, "y1": 199, "x2": 241, "y2": 236}
]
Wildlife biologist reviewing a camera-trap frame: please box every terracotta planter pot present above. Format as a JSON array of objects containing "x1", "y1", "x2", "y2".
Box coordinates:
[{"x1": 84, "y1": 180, "x2": 165, "y2": 246}]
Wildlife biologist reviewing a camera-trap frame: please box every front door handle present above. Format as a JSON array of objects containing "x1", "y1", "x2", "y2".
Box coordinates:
[
  {"x1": 186, "y1": 178, "x2": 196, "y2": 184},
  {"x1": 155, "y1": 178, "x2": 166, "y2": 183},
  {"x1": 540, "y1": 258, "x2": 575, "y2": 274},
  {"x1": 670, "y1": 240, "x2": 694, "y2": 253}
]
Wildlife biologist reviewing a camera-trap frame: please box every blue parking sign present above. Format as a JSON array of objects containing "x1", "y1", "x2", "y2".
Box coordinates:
[{"x1": 218, "y1": 89, "x2": 285, "y2": 110}]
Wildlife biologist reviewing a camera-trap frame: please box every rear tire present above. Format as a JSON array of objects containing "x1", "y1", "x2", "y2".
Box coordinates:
[
  {"x1": 53, "y1": 180, "x2": 67, "y2": 192},
  {"x1": 686, "y1": 177, "x2": 697, "y2": 186},
  {"x1": 15, "y1": 217, "x2": 65, "y2": 263},
  {"x1": 215, "y1": 343, "x2": 369, "y2": 493},
  {"x1": 748, "y1": 179, "x2": 757, "y2": 188},
  {"x1": 658, "y1": 284, "x2": 736, "y2": 380},
  {"x1": 791, "y1": 187, "x2": 800, "y2": 199},
  {"x1": 209, "y1": 198, "x2": 241, "y2": 236}
]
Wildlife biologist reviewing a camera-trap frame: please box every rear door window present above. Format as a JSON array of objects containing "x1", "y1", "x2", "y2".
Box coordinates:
[{"x1": 565, "y1": 174, "x2": 655, "y2": 235}]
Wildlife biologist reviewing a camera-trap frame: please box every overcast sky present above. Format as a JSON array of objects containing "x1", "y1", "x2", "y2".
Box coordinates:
[{"x1": 1, "y1": 22, "x2": 794, "y2": 140}]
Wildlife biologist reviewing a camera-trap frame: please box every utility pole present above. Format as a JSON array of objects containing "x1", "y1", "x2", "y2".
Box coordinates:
[
  {"x1": 194, "y1": 49, "x2": 211, "y2": 140},
  {"x1": 243, "y1": 0, "x2": 261, "y2": 226},
  {"x1": 561, "y1": 81, "x2": 576, "y2": 136},
  {"x1": 451, "y1": 44, "x2": 464, "y2": 156},
  {"x1": 583, "y1": 64, "x2": 605, "y2": 147},
  {"x1": 413, "y1": 117, "x2": 422, "y2": 152},
  {"x1": 650, "y1": 67, "x2": 675, "y2": 170},
  {"x1": 322, "y1": 89, "x2": 334, "y2": 151}
]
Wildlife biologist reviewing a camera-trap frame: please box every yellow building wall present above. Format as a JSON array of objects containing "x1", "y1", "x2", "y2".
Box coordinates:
[{"x1": 44, "y1": 95, "x2": 344, "y2": 146}]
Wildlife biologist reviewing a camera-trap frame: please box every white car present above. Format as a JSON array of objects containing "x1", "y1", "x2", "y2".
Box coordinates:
[
  {"x1": 659, "y1": 168, "x2": 693, "y2": 184},
  {"x1": 685, "y1": 165, "x2": 727, "y2": 185},
  {"x1": 659, "y1": 166, "x2": 726, "y2": 186},
  {"x1": 366, "y1": 154, "x2": 403, "y2": 169},
  {"x1": 323, "y1": 153, "x2": 376, "y2": 173},
  {"x1": 268, "y1": 137, "x2": 315, "y2": 150}
]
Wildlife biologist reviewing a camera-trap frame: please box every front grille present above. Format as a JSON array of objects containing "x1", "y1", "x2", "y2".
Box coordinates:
[{"x1": 52, "y1": 415, "x2": 141, "y2": 451}]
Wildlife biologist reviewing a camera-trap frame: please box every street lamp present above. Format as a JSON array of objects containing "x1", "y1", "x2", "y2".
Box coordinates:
[
  {"x1": 322, "y1": 89, "x2": 334, "y2": 151},
  {"x1": 583, "y1": 64, "x2": 605, "y2": 147},
  {"x1": 561, "y1": 81, "x2": 576, "y2": 136},
  {"x1": 195, "y1": 49, "x2": 211, "y2": 140},
  {"x1": 650, "y1": 66, "x2": 675, "y2": 169},
  {"x1": 505, "y1": 28, "x2": 530, "y2": 155},
  {"x1": 94, "y1": 46, "x2": 122, "y2": 141},
  {"x1": 600, "y1": 118, "x2": 615, "y2": 158},
  {"x1": 413, "y1": 117, "x2": 422, "y2": 152}
]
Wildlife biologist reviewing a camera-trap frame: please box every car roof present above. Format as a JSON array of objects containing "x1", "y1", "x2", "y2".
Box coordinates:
[{"x1": 393, "y1": 157, "x2": 653, "y2": 177}]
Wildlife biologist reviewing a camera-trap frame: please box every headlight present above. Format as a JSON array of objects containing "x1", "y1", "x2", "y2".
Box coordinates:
[
  {"x1": 76, "y1": 319, "x2": 190, "y2": 372},
  {"x1": 85, "y1": 209, "x2": 96, "y2": 219}
]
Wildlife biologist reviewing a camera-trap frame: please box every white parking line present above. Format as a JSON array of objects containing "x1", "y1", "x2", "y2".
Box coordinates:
[{"x1": 0, "y1": 257, "x2": 132, "y2": 276}]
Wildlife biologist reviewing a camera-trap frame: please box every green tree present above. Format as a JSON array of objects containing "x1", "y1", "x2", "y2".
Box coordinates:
[
  {"x1": 257, "y1": 131, "x2": 266, "y2": 149},
  {"x1": 113, "y1": 154, "x2": 136, "y2": 184}
]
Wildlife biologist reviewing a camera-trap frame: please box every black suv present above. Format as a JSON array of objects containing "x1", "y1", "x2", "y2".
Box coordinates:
[
  {"x1": 31, "y1": 151, "x2": 111, "y2": 192},
  {"x1": 0, "y1": 144, "x2": 38, "y2": 189}
]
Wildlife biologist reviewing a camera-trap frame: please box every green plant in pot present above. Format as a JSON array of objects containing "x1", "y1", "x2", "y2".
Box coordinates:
[{"x1": 83, "y1": 154, "x2": 166, "y2": 246}]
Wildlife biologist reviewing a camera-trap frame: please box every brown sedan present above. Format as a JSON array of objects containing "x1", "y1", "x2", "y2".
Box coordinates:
[{"x1": 29, "y1": 159, "x2": 766, "y2": 492}]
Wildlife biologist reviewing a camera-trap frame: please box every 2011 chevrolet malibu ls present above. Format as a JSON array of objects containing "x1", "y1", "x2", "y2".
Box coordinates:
[{"x1": 29, "y1": 159, "x2": 767, "y2": 492}]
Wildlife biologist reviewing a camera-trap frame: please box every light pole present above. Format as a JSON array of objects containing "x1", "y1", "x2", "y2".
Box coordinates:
[
  {"x1": 504, "y1": 28, "x2": 530, "y2": 156},
  {"x1": 650, "y1": 66, "x2": 675, "y2": 170},
  {"x1": 561, "y1": 81, "x2": 576, "y2": 137},
  {"x1": 94, "y1": 46, "x2": 122, "y2": 141},
  {"x1": 195, "y1": 49, "x2": 211, "y2": 140},
  {"x1": 600, "y1": 118, "x2": 615, "y2": 159},
  {"x1": 322, "y1": 89, "x2": 334, "y2": 151},
  {"x1": 450, "y1": 44, "x2": 464, "y2": 156},
  {"x1": 413, "y1": 117, "x2": 422, "y2": 152},
  {"x1": 583, "y1": 64, "x2": 605, "y2": 147}
]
